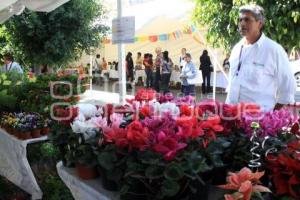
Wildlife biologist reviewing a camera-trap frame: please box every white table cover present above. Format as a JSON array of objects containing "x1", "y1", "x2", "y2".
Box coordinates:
[
  {"x1": 170, "y1": 71, "x2": 181, "y2": 83},
  {"x1": 56, "y1": 161, "x2": 119, "y2": 200},
  {"x1": 109, "y1": 70, "x2": 119, "y2": 79},
  {"x1": 0, "y1": 128, "x2": 48, "y2": 199},
  {"x1": 134, "y1": 70, "x2": 146, "y2": 83}
]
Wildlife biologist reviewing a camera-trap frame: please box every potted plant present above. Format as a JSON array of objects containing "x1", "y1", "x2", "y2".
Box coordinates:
[
  {"x1": 31, "y1": 114, "x2": 43, "y2": 138},
  {"x1": 41, "y1": 118, "x2": 51, "y2": 135},
  {"x1": 75, "y1": 143, "x2": 99, "y2": 180}
]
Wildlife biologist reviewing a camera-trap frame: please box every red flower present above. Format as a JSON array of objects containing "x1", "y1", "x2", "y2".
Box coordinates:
[
  {"x1": 180, "y1": 105, "x2": 193, "y2": 116},
  {"x1": 267, "y1": 143, "x2": 300, "y2": 199},
  {"x1": 132, "y1": 88, "x2": 157, "y2": 102},
  {"x1": 199, "y1": 115, "x2": 224, "y2": 143},
  {"x1": 104, "y1": 127, "x2": 128, "y2": 148},
  {"x1": 127, "y1": 121, "x2": 150, "y2": 151},
  {"x1": 176, "y1": 116, "x2": 204, "y2": 139},
  {"x1": 152, "y1": 131, "x2": 187, "y2": 161},
  {"x1": 139, "y1": 105, "x2": 152, "y2": 118}
]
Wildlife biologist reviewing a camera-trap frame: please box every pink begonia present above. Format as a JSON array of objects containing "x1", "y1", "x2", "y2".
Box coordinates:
[
  {"x1": 91, "y1": 116, "x2": 107, "y2": 129},
  {"x1": 242, "y1": 109, "x2": 298, "y2": 137},
  {"x1": 157, "y1": 92, "x2": 175, "y2": 103},
  {"x1": 173, "y1": 95, "x2": 195, "y2": 106},
  {"x1": 110, "y1": 113, "x2": 124, "y2": 129}
]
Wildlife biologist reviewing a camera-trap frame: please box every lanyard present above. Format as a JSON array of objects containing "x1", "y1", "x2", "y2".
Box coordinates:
[
  {"x1": 5, "y1": 62, "x2": 13, "y2": 72},
  {"x1": 235, "y1": 45, "x2": 244, "y2": 76}
]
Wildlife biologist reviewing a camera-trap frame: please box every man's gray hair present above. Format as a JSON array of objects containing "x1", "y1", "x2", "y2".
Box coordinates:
[{"x1": 239, "y1": 4, "x2": 265, "y2": 24}]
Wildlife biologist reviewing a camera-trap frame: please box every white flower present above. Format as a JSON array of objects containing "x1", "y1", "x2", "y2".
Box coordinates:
[
  {"x1": 71, "y1": 119, "x2": 98, "y2": 140},
  {"x1": 76, "y1": 103, "x2": 98, "y2": 118},
  {"x1": 159, "y1": 102, "x2": 180, "y2": 117}
]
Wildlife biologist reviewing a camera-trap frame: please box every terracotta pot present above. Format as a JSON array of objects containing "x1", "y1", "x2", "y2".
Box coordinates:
[
  {"x1": 12, "y1": 128, "x2": 18, "y2": 135},
  {"x1": 76, "y1": 163, "x2": 98, "y2": 180},
  {"x1": 6, "y1": 127, "x2": 13, "y2": 135},
  {"x1": 31, "y1": 129, "x2": 41, "y2": 138},
  {"x1": 41, "y1": 127, "x2": 50, "y2": 135},
  {"x1": 19, "y1": 131, "x2": 32, "y2": 140}
]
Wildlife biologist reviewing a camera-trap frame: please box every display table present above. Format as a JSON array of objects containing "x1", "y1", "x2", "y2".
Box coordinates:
[
  {"x1": 56, "y1": 162, "x2": 119, "y2": 200},
  {"x1": 109, "y1": 70, "x2": 119, "y2": 79},
  {"x1": 170, "y1": 71, "x2": 181, "y2": 83},
  {"x1": 0, "y1": 128, "x2": 48, "y2": 199}
]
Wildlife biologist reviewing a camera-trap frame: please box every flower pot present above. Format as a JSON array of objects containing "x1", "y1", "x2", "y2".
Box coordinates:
[
  {"x1": 19, "y1": 131, "x2": 32, "y2": 140},
  {"x1": 189, "y1": 181, "x2": 209, "y2": 200},
  {"x1": 12, "y1": 128, "x2": 18, "y2": 136},
  {"x1": 76, "y1": 163, "x2": 98, "y2": 180},
  {"x1": 41, "y1": 127, "x2": 50, "y2": 135},
  {"x1": 101, "y1": 172, "x2": 119, "y2": 191},
  {"x1": 31, "y1": 129, "x2": 41, "y2": 138}
]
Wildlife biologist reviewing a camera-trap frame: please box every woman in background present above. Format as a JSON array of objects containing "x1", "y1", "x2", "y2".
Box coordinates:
[
  {"x1": 199, "y1": 50, "x2": 212, "y2": 94},
  {"x1": 126, "y1": 52, "x2": 134, "y2": 89},
  {"x1": 161, "y1": 50, "x2": 173, "y2": 94}
]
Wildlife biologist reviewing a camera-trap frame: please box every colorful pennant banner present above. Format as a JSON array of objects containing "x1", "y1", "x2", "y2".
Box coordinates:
[{"x1": 102, "y1": 25, "x2": 198, "y2": 44}]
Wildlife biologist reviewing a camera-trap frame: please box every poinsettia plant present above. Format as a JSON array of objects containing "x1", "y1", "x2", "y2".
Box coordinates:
[
  {"x1": 219, "y1": 167, "x2": 271, "y2": 200},
  {"x1": 266, "y1": 139, "x2": 300, "y2": 199}
]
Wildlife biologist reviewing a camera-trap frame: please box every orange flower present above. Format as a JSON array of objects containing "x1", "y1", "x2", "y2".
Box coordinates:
[{"x1": 219, "y1": 167, "x2": 271, "y2": 200}]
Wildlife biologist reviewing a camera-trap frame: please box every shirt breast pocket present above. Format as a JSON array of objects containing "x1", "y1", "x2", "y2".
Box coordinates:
[{"x1": 249, "y1": 62, "x2": 275, "y2": 84}]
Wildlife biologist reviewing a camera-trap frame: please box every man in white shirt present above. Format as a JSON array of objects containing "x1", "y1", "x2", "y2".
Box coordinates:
[
  {"x1": 226, "y1": 4, "x2": 296, "y2": 111},
  {"x1": 1, "y1": 53, "x2": 23, "y2": 74}
]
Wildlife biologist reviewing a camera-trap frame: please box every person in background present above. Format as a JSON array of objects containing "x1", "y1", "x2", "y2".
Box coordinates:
[
  {"x1": 200, "y1": 50, "x2": 212, "y2": 94},
  {"x1": 179, "y1": 48, "x2": 187, "y2": 68},
  {"x1": 143, "y1": 53, "x2": 153, "y2": 88},
  {"x1": 223, "y1": 53, "x2": 230, "y2": 72},
  {"x1": 135, "y1": 52, "x2": 143, "y2": 70},
  {"x1": 180, "y1": 53, "x2": 196, "y2": 96},
  {"x1": 154, "y1": 47, "x2": 163, "y2": 92},
  {"x1": 179, "y1": 48, "x2": 187, "y2": 94},
  {"x1": 161, "y1": 50, "x2": 173, "y2": 94},
  {"x1": 226, "y1": 4, "x2": 296, "y2": 111},
  {"x1": 126, "y1": 52, "x2": 134, "y2": 89},
  {"x1": 102, "y1": 57, "x2": 108, "y2": 70},
  {"x1": 94, "y1": 54, "x2": 102, "y2": 85},
  {"x1": 94, "y1": 54, "x2": 102, "y2": 73},
  {"x1": 1, "y1": 53, "x2": 23, "y2": 74}
]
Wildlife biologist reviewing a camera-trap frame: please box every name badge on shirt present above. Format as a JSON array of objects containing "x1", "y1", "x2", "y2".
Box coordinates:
[{"x1": 253, "y1": 62, "x2": 264, "y2": 68}]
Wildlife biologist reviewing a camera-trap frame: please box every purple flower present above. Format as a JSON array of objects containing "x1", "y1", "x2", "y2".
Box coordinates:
[{"x1": 242, "y1": 109, "x2": 298, "y2": 137}]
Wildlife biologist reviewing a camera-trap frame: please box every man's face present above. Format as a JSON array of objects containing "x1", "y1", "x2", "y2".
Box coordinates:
[
  {"x1": 3, "y1": 57, "x2": 10, "y2": 64},
  {"x1": 185, "y1": 56, "x2": 191, "y2": 62},
  {"x1": 181, "y1": 48, "x2": 186, "y2": 55},
  {"x1": 238, "y1": 12, "x2": 263, "y2": 38}
]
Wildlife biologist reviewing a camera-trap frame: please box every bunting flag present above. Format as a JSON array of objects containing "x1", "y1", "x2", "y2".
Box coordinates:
[
  {"x1": 149, "y1": 35, "x2": 158, "y2": 42},
  {"x1": 102, "y1": 25, "x2": 198, "y2": 44}
]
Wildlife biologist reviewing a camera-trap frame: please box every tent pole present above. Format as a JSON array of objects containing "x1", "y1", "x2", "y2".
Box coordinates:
[{"x1": 117, "y1": 0, "x2": 126, "y2": 105}]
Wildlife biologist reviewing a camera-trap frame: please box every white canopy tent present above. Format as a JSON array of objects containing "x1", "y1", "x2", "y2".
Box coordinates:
[{"x1": 0, "y1": 0, "x2": 70, "y2": 23}]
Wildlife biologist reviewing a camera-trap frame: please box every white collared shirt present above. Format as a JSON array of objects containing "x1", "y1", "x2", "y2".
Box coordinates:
[
  {"x1": 226, "y1": 33, "x2": 296, "y2": 111},
  {"x1": 1, "y1": 61, "x2": 23, "y2": 74}
]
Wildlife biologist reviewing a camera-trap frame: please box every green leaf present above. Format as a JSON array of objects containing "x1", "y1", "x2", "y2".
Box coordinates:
[
  {"x1": 97, "y1": 151, "x2": 117, "y2": 170},
  {"x1": 190, "y1": 159, "x2": 211, "y2": 173},
  {"x1": 145, "y1": 165, "x2": 163, "y2": 179},
  {"x1": 164, "y1": 164, "x2": 184, "y2": 181},
  {"x1": 161, "y1": 180, "x2": 180, "y2": 197}
]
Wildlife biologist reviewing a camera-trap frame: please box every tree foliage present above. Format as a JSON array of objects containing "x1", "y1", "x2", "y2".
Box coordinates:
[
  {"x1": 4, "y1": 0, "x2": 109, "y2": 67},
  {"x1": 193, "y1": 0, "x2": 300, "y2": 51}
]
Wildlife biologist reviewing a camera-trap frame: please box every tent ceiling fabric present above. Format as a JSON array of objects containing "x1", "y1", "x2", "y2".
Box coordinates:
[{"x1": 0, "y1": 0, "x2": 70, "y2": 23}]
